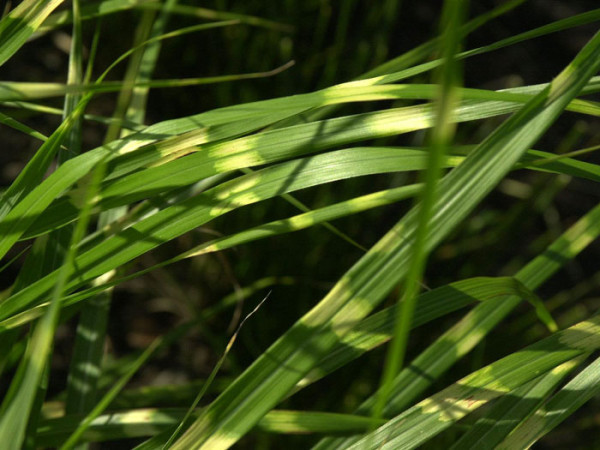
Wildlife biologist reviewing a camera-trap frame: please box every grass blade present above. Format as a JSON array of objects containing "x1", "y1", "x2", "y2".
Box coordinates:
[
  {"x1": 349, "y1": 317, "x2": 600, "y2": 449},
  {"x1": 0, "y1": 0, "x2": 64, "y2": 66},
  {"x1": 497, "y1": 355, "x2": 600, "y2": 449},
  {"x1": 171, "y1": 23, "x2": 600, "y2": 450},
  {"x1": 316, "y1": 196, "x2": 600, "y2": 449},
  {"x1": 373, "y1": 0, "x2": 467, "y2": 422},
  {"x1": 448, "y1": 355, "x2": 586, "y2": 450}
]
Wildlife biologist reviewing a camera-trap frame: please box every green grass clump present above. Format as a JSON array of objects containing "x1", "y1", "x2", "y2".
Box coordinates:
[{"x1": 1, "y1": 1, "x2": 600, "y2": 449}]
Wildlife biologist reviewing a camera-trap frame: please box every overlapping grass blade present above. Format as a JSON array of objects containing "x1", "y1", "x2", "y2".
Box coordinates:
[
  {"x1": 33, "y1": 144, "x2": 600, "y2": 255},
  {"x1": 9, "y1": 3, "x2": 86, "y2": 448},
  {"x1": 448, "y1": 355, "x2": 586, "y2": 450},
  {"x1": 60, "y1": 321, "x2": 195, "y2": 449},
  {"x1": 3, "y1": 2, "x2": 599, "y2": 449},
  {"x1": 63, "y1": 3, "x2": 160, "y2": 430},
  {"x1": 168, "y1": 26, "x2": 600, "y2": 450},
  {"x1": 9, "y1": 79, "x2": 600, "y2": 249},
  {"x1": 3, "y1": 142, "x2": 600, "y2": 331},
  {"x1": 0, "y1": 147, "x2": 448, "y2": 321},
  {"x1": 0, "y1": 122, "x2": 103, "y2": 450},
  {"x1": 0, "y1": 99, "x2": 86, "y2": 222},
  {"x1": 0, "y1": 18, "x2": 270, "y2": 241},
  {"x1": 297, "y1": 277, "x2": 548, "y2": 392},
  {"x1": 174, "y1": 184, "x2": 423, "y2": 259},
  {"x1": 37, "y1": 408, "x2": 384, "y2": 446},
  {"x1": 316, "y1": 197, "x2": 600, "y2": 449},
  {"x1": 0, "y1": 0, "x2": 64, "y2": 67},
  {"x1": 497, "y1": 355, "x2": 600, "y2": 449},
  {"x1": 348, "y1": 317, "x2": 600, "y2": 450}
]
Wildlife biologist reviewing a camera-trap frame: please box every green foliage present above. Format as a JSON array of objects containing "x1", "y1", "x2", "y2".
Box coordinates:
[{"x1": 1, "y1": 1, "x2": 600, "y2": 449}]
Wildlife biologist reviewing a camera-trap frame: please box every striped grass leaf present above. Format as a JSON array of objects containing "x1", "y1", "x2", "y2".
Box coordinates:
[
  {"x1": 0, "y1": 147, "x2": 452, "y2": 322},
  {"x1": 24, "y1": 147, "x2": 451, "y2": 240},
  {"x1": 43, "y1": 275, "x2": 527, "y2": 419},
  {"x1": 10, "y1": 0, "x2": 89, "y2": 292},
  {"x1": 296, "y1": 277, "x2": 550, "y2": 393},
  {"x1": 41, "y1": 271, "x2": 545, "y2": 420},
  {"x1": 9, "y1": 3, "x2": 86, "y2": 448},
  {"x1": 348, "y1": 317, "x2": 600, "y2": 450},
  {"x1": 0, "y1": 78, "x2": 306, "y2": 261},
  {"x1": 4, "y1": 77, "x2": 598, "y2": 197},
  {"x1": 4, "y1": 141, "x2": 600, "y2": 332},
  {"x1": 0, "y1": 89, "x2": 506, "y2": 258},
  {"x1": 171, "y1": 184, "x2": 424, "y2": 260},
  {"x1": 448, "y1": 355, "x2": 587, "y2": 450},
  {"x1": 0, "y1": 5, "x2": 598, "y2": 450},
  {"x1": 315, "y1": 197, "x2": 600, "y2": 449},
  {"x1": 12, "y1": 79, "x2": 600, "y2": 246},
  {"x1": 64, "y1": 0, "x2": 184, "y2": 435},
  {"x1": 12, "y1": 184, "x2": 424, "y2": 319},
  {"x1": 0, "y1": 19, "x2": 271, "y2": 237},
  {"x1": 168, "y1": 27, "x2": 600, "y2": 450},
  {"x1": 47, "y1": 144, "x2": 600, "y2": 279},
  {"x1": 298, "y1": 6, "x2": 600, "y2": 125},
  {"x1": 0, "y1": 0, "x2": 64, "y2": 67},
  {"x1": 496, "y1": 354, "x2": 600, "y2": 449},
  {"x1": 36, "y1": 408, "x2": 384, "y2": 446}
]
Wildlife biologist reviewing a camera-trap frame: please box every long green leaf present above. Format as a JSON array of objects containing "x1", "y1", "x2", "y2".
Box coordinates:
[
  {"x1": 10, "y1": 79, "x2": 600, "y2": 248},
  {"x1": 36, "y1": 408, "x2": 383, "y2": 446},
  {"x1": 0, "y1": 0, "x2": 64, "y2": 66},
  {"x1": 297, "y1": 277, "x2": 546, "y2": 392},
  {"x1": 448, "y1": 355, "x2": 586, "y2": 450},
  {"x1": 497, "y1": 354, "x2": 600, "y2": 449},
  {"x1": 0, "y1": 147, "x2": 446, "y2": 321},
  {"x1": 316, "y1": 190, "x2": 600, "y2": 450},
  {"x1": 170, "y1": 24, "x2": 600, "y2": 450},
  {"x1": 349, "y1": 317, "x2": 600, "y2": 449}
]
